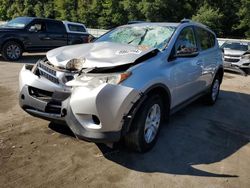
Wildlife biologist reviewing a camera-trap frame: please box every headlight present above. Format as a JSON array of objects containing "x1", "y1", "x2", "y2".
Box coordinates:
[
  {"x1": 66, "y1": 58, "x2": 85, "y2": 71},
  {"x1": 241, "y1": 54, "x2": 250, "y2": 60},
  {"x1": 66, "y1": 72, "x2": 131, "y2": 88}
]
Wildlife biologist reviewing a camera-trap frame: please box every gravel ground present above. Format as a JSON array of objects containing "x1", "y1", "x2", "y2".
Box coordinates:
[{"x1": 0, "y1": 54, "x2": 250, "y2": 188}]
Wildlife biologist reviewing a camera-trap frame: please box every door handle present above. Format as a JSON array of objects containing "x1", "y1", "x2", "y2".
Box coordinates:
[{"x1": 43, "y1": 37, "x2": 51, "y2": 40}]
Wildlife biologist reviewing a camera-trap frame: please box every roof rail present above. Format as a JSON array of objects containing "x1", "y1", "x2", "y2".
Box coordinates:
[
  {"x1": 180, "y1": 18, "x2": 192, "y2": 23},
  {"x1": 180, "y1": 18, "x2": 211, "y2": 30},
  {"x1": 127, "y1": 20, "x2": 146, "y2": 24}
]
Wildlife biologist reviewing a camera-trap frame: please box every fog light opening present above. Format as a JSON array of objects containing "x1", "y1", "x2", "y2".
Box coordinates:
[
  {"x1": 61, "y1": 108, "x2": 67, "y2": 117},
  {"x1": 21, "y1": 94, "x2": 25, "y2": 100},
  {"x1": 92, "y1": 115, "x2": 100, "y2": 125}
]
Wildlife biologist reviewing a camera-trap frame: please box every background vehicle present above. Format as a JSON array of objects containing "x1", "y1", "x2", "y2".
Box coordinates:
[
  {"x1": 230, "y1": 50, "x2": 250, "y2": 74},
  {"x1": 19, "y1": 20, "x2": 223, "y2": 152},
  {"x1": 0, "y1": 17, "x2": 91, "y2": 61},
  {"x1": 221, "y1": 41, "x2": 250, "y2": 67}
]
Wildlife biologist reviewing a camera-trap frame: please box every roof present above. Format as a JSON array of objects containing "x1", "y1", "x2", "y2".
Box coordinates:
[
  {"x1": 123, "y1": 22, "x2": 180, "y2": 27},
  {"x1": 17, "y1": 16, "x2": 63, "y2": 22},
  {"x1": 63, "y1": 21, "x2": 86, "y2": 27}
]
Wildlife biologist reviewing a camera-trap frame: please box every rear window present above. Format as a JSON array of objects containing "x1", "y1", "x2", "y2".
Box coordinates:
[
  {"x1": 46, "y1": 21, "x2": 66, "y2": 33},
  {"x1": 196, "y1": 27, "x2": 215, "y2": 50},
  {"x1": 68, "y1": 24, "x2": 86, "y2": 32}
]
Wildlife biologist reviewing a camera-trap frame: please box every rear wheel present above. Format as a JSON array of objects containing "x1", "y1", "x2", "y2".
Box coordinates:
[
  {"x1": 2, "y1": 41, "x2": 23, "y2": 61},
  {"x1": 205, "y1": 76, "x2": 221, "y2": 105},
  {"x1": 125, "y1": 95, "x2": 165, "y2": 152}
]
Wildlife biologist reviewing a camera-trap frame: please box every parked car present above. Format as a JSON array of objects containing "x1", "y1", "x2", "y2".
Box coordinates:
[
  {"x1": 19, "y1": 20, "x2": 223, "y2": 152},
  {"x1": 221, "y1": 41, "x2": 250, "y2": 67},
  {"x1": 230, "y1": 50, "x2": 250, "y2": 74},
  {"x1": 0, "y1": 17, "x2": 91, "y2": 61}
]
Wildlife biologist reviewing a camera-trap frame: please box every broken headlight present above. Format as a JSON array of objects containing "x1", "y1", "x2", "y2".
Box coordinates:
[{"x1": 66, "y1": 72, "x2": 131, "y2": 88}]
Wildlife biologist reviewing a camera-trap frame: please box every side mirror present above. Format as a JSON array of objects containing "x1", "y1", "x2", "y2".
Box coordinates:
[{"x1": 29, "y1": 26, "x2": 37, "y2": 32}]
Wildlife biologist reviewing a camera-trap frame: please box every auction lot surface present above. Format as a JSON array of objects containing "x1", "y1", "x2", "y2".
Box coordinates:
[{"x1": 0, "y1": 54, "x2": 250, "y2": 188}]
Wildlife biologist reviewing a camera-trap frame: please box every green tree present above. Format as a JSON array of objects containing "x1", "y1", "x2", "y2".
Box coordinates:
[
  {"x1": 34, "y1": 1, "x2": 44, "y2": 17},
  {"x1": 23, "y1": 0, "x2": 35, "y2": 17},
  {"x1": 98, "y1": 0, "x2": 127, "y2": 29},
  {"x1": 192, "y1": 3, "x2": 223, "y2": 35},
  {"x1": 237, "y1": 0, "x2": 250, "y2": 38}
]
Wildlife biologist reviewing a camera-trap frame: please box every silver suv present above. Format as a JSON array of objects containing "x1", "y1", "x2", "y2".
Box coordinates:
[{"x1": 19, "y1": 20, "x2": 223, "y2": 152}]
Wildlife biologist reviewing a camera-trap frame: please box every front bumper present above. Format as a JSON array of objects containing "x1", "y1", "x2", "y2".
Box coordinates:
[
  {"x1": 19, "y1": 64, "x2": 71, "y2": 123},
  {"x1": 19, "y1": 64, "x2": 140, "y2": 142},
  {"x1": 62, "y1": 83, "x2": 140, "y2": 142}
]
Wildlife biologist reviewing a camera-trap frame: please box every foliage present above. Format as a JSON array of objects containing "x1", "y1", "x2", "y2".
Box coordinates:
[
  {"x1": 192, "y1": 3, "x2": 223, "y2": 35},
  {"x1": 0, "y1": 0, "x2": 249, "y2": 38},
  {"x1": 237, "y1": 0, "x2": 250, "y2": 38}
]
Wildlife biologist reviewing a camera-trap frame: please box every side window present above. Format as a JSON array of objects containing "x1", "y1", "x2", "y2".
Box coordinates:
[
  {"x1": 68, "y1": 24, "x2": 86, "y2": 32},
  {"x1": 196, "y1": 27, "x2": 215, "y2": 50},
  {"x1": 29, "y1": 21, "x2": 46, "y2": 32},
  {"x1": 46, "y1": 21, "x2": 66, "y2": 33},
  {"x1": 175, "y1": 27, "x2": 197, "y2": 55}
]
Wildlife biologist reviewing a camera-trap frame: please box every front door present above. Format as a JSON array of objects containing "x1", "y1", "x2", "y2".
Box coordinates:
[{"x1": 170, "y1": 26, "x2": 203, "y2": 107}]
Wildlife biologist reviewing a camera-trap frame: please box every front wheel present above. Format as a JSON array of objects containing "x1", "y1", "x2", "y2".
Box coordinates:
[
  {"x1": 124, "y1": 95, "x2": 165, "y2": 152},
  {"x1": 205, "y1": 76, "x2": 221, "y2": 105},
  {"x1": 2, "y1": 41, "x2": 23, "y2": 61}
]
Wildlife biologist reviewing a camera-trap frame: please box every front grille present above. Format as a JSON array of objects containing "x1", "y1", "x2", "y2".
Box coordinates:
[
  {"x1": 227, "y1": 54, "x2": 240, "y2": 58},
  {"x1": 38, "y1": 60, "x2": 59, "y2": 84},
  {"x1": 224, "y1": 58, "x2": 240, "y2": 63}
]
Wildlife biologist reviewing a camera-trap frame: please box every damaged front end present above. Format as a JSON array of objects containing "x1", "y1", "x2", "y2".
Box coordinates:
[
  {"x1": 19, "y1": 42, "x2": 159, "y2": 142},
  {"x1": 58, "y1": 49, "x2": 159, "y2": 142},
  {"x1": 19, "y1": 58, "x2": 77, "y2": 123},
  {"x1": 62, "y1": 80, "x2": 141, "y2": 142}
]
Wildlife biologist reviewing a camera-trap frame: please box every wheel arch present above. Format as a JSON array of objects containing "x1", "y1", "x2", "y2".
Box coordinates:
[
  {"x1": 216, "y1": 66, "x2": 224, "y2": 84},
  {"x1": 1, "y1": 38, "x2": 24, "y2": 52},
  {"x1": 122, "y1": 83, "x2": 171, "y2": 135},
  {"x1": 143, "y1": 84, "x2": 171, "y2": 111}
]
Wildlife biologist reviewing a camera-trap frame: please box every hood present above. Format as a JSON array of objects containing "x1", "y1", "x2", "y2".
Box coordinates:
[
  {"x1": 46, "y1": 41, "x2": 156, "y2": 68},
  {"x1": 223, "y1": 49, "x2": 246, "y2": 56}
]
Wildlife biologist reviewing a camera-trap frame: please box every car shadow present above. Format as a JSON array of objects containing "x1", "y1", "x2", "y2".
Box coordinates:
[
  {"x1": 48, "y1": 90, "x2": 250, "y2": 178},
  {"x1": 97, "y1": 90, "x2": 250, "y2": 177},
  {"x1": 48, "y1": 122, "x2": 76, "y2": 138},
  {"x1": 0, "y1": 53, "x2": 45, "y2": 64}
]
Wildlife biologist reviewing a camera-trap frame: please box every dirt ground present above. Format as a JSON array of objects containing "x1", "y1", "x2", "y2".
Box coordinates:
[{"x1": 0, "y1": 53, "x2": 250, "y2": 188}]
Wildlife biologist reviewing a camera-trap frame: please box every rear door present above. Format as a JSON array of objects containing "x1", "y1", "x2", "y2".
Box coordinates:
[
  {"x1": 170, "y1": 26, "x2": 203, "y2": 106},
  {"x1": 45, "y1": 20, "x2": 68, "y2": 48}
]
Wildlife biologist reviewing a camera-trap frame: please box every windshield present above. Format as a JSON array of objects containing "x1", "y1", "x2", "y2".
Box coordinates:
[
  {"x1": 222, "y1": 42, "x2": 249, "y2": 51},
  {"x1": 3, "y1": 17, "x2": 33, "y2": 29},
  {"x1": 95, "y1": 25, "x2": 176, "y2": 51}
]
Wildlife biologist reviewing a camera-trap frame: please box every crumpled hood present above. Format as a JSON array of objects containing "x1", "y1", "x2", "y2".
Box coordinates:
[
  {"x1": 224, "y1": 49, "x2": 246, "y2": 56},
  {"x1": 46, "y1": 41, "x2": 155, "y2": 68}
]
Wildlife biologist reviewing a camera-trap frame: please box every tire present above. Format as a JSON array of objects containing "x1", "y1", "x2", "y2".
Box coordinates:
[
  {"x1": 205, "y1": 75, "x2": 221, "y2": 105},
  {"x1": 124, "y1": 95, "x2": 165, "y2": 152},
  {"x1": 2, "y1": 41, "x2": 23, "y2": 61}
]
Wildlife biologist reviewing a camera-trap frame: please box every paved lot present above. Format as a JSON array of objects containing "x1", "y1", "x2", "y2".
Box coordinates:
[{"x1": 0, "y1": 54, "x2": 250, "y2": 188}]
